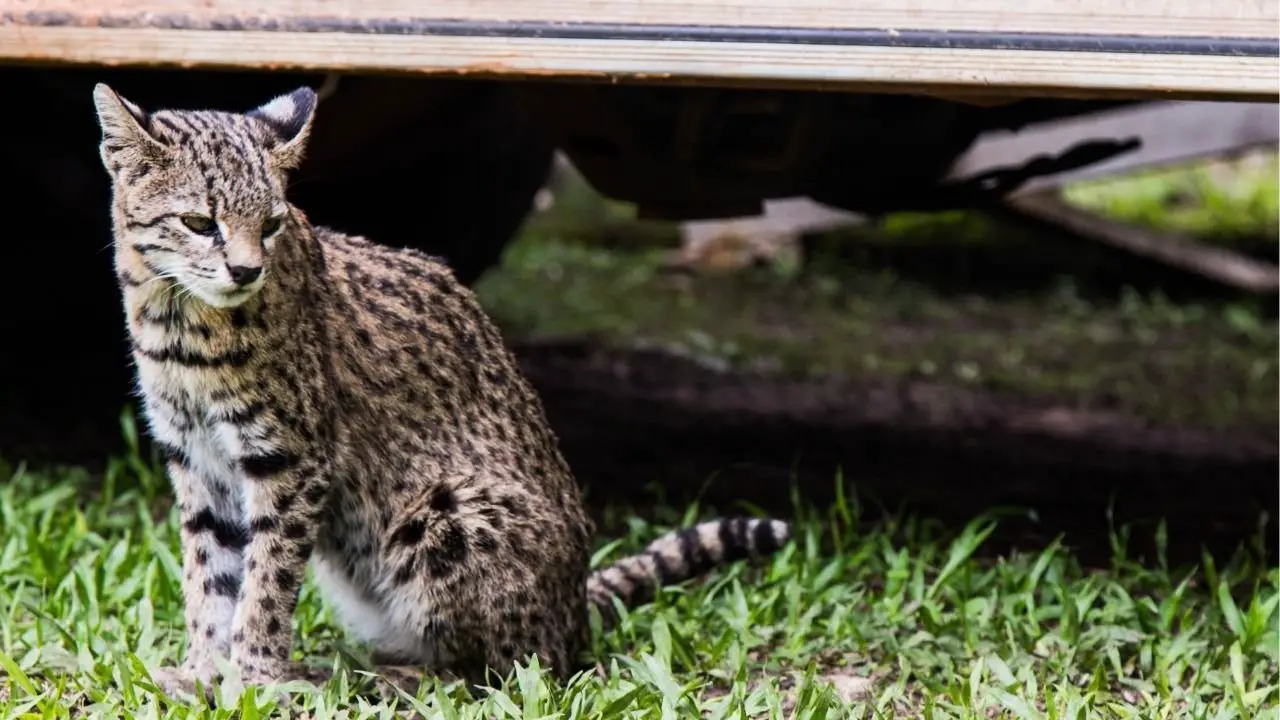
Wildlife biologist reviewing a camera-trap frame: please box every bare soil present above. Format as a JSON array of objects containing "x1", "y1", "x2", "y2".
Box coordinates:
[{"x1": 513, "y1": 338, "x2": 1277, "y2": 568}]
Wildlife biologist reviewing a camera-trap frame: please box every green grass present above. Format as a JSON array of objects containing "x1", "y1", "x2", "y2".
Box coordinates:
[
  {"x1": 476, "y1": 237, "x2": 1277, "y2": 435},
  {"x1": 3, "y1": 145, "x2": 1276, "y2": 719},
  {"x1": 1, "y1": 423, "x2": 1277, "y2": 718},
  {"x1": 1063, "y1": 152, "x2": 1279, "y2": 251}
]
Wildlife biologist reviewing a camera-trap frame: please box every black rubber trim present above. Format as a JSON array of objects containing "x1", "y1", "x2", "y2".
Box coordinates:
[{"x1": 8, "y1": 12, "x2": 1279, "y2": 58}]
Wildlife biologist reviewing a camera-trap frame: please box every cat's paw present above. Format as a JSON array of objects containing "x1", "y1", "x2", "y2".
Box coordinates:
[{"x1": 148, "y1": 665, "x2": 215, "y2": 702}]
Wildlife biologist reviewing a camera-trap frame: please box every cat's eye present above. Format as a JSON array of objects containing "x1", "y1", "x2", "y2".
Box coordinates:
[
  {"x1": 262, "y1": 216, "x2": 284, "y2": 238},
  {"x1": 180, "y1": 214, "x2": 217, "y2": 235}
]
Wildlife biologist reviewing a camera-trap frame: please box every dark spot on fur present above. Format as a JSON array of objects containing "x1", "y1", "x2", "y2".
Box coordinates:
[
  {"x1": 427, "y1": 485, "x2": 457, "y2": 514},
  {"x1": 266, "y1": 617, "x2": 282, "y2": 635},
  {"x1": 389, "y1": 518, "x2": 426, "y2": 547},
  {"x1": 185, "y1": 508, "x2": 250, "y2": 550},
  {"x1": 240, "y1": 451, "x2": 300, "y2": 479},
  {"x1": 304, "y1": 482, "x2": 329, "y2": 505},
  {"x1": 474, "y1": 529, "x2": 499, "y2": 554},
  {"x1": 273, "y1": 488, "x2": 299, "y2": 515},
  {"x1": 250, "y1": 515, "x2": 279, "y2": 533},
  {"x1": 498, "y1": 496, "x2": 529, "y2": 519},
  {"x1": 208, "y1": 572, "x2": 241, "y2": 598},
  {"x1": 677, "y1": 527, "x2": 715, "y2": 576},
  {"x1": 294, "y1": 541, "x2": 313, "y2": 559},
  {"x1": 426, "y1": 521, "x2": 469, "y2": 579},
  {"x1": 752, "y1": 518, "x2": 784, "y2": 554},
  {"x1": 274, "y1": 568, "x2": 296, "y2": 588},
  {"x1": 155, "y1": 441, "x2": 188, "y2": 467},
  {"x1": 478, "y1": 506, "x2": 505, "y2": 530},
  {"x1": 283, "y1": 521, "x2": 309, "y2": 540},
  {"x1": 427, "y1": 273, "x2": 454, "y2": 296}
]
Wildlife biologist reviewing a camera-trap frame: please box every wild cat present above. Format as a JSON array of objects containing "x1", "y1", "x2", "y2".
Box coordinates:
[{"x1": 92, "y1": 82, "x2": 792, "y2": 697}]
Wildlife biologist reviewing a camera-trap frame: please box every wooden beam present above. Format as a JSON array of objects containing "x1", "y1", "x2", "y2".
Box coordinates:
[
  {"x1": 5, "y1": 1, "x2": 1276, "y2": 37},
  {"x1": 1004, "y1": 191, "x2": 1280, "y2": 294},
  {"x1": 2, "y1": 1, "x2": 1277, "y2": 101}
]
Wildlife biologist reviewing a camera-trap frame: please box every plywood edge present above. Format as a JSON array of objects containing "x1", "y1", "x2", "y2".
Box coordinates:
[
  {"x1": 2, "y1": 27, "x2": 1277, "y2": 101},
  {"x1": 4, "y1": 0, "x2": 1278, "y2": 38}
]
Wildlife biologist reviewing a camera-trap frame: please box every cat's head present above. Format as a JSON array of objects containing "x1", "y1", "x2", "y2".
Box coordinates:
[{"x1": 92, "y1": 84, "x2": 317, "y2": 308}]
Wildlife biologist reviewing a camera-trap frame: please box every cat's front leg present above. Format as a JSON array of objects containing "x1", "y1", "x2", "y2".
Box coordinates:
[
  {"x1": 229, "y1": 450, "x2": 330, "y2": 685},
  {"x1": 155, "y1": 458, "x2": 247, "y2": 696}
]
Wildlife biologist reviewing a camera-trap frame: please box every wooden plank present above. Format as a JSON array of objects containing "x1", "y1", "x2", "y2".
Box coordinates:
[
  {"x1": 2, "y1": 27, "x2": 1276, "y2": 101},
  {"x1": 1, "y1": 1, "x2": 1277, "y2": 100},
  {"x1": 5, "y1": 1, "x2": 1277, "y2": 38},
  {"x1": 1003, "y1": 191, "x2": 1280, "y2": 294}
]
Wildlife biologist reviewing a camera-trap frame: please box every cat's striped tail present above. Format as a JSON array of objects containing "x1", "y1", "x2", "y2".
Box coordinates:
[{"x1": 586, "y1": 516, "x2": 791, "y2": 621}]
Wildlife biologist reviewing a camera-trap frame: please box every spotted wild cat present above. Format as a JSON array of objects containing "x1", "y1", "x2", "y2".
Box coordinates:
[{"x1": 92, "y1": 82, "x2": 792, "y2": 697}]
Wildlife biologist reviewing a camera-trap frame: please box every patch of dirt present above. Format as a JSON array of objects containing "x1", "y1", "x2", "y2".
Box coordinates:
[{"x1": 513, "y1": 339, "x2": 1278, "y2": 568}]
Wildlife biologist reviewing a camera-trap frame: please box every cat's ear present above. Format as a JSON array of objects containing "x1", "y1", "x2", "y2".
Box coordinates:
[
  {"x1": 247, "y1": 86, "x2": 317, "y2": 171},
  {"x1": 92, "y1": 83, "x2": 167, "y2": 165}
]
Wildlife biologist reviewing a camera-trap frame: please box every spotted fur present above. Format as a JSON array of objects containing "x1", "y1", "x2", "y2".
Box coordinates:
[{"x1": 92, "y1": 82, "x2": 792, "y2": 695}]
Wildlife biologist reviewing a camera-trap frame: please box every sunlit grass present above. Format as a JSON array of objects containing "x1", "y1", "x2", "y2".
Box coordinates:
[
  {"x1": 1063, "y1": 151, "x2": 1279, "y2": 248},
  {"x1": 1, "y1": 420, "x2": 1276, "y2": 718}
]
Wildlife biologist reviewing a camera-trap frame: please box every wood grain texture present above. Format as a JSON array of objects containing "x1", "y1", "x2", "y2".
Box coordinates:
[
  {"x1": 3, "y1": 0, "x2": 1277, "y2": 37},
  {"x1": 2, "y1": 26, "x2": 1276, "y2": 101}
]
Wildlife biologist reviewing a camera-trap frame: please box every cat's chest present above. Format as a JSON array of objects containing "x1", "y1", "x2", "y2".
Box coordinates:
[{"x1": 136, "y1": 364, "x2": 273, "y2": 475}]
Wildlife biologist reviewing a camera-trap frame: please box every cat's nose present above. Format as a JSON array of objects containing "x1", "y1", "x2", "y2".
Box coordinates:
[{"x1": 227, "y1": 264, "x2": 262, "y2": 287}]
